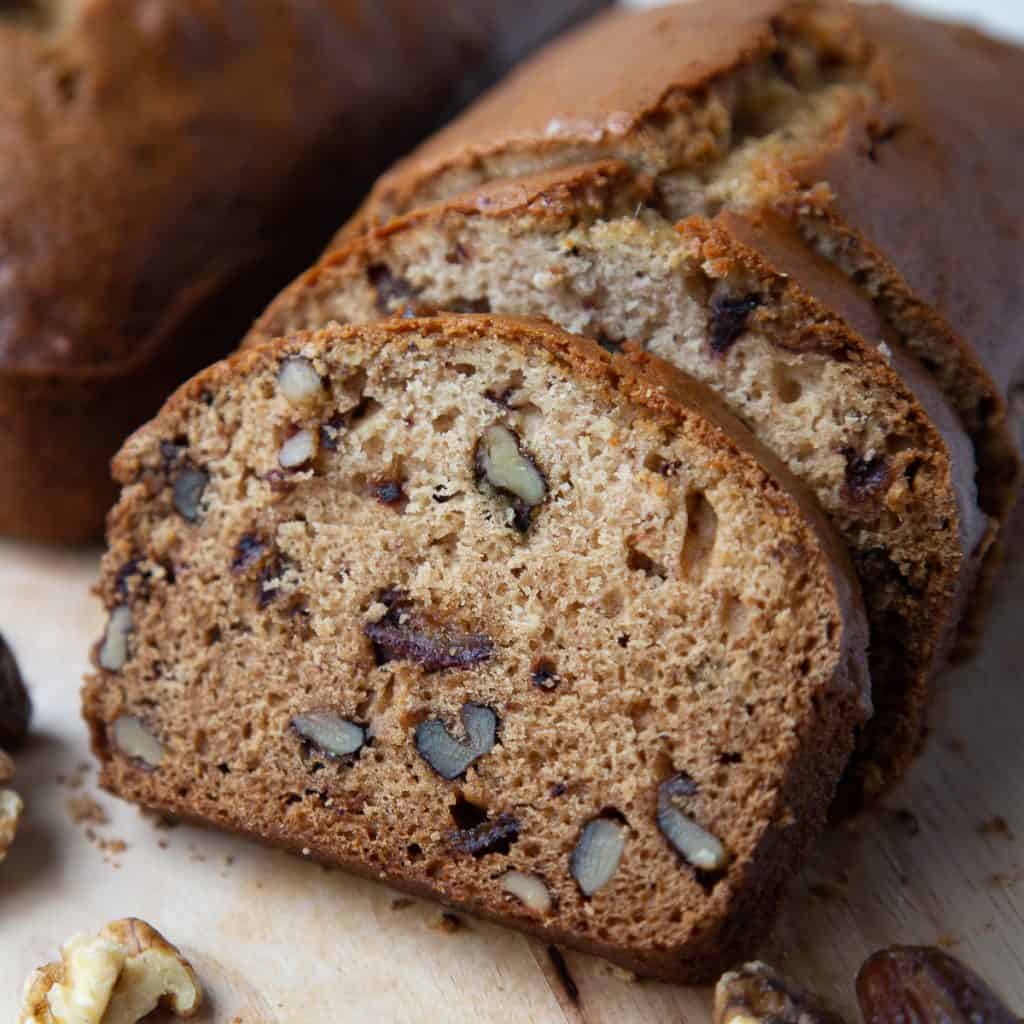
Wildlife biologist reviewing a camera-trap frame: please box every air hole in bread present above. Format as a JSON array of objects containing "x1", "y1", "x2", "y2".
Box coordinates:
[
  {"x1": 772, "y1": 364, "x2": 803, "y2": 404},
  {"x1": 680, "y1": 492, "x2": 718, "y2": 581},
  {"x1": 432, "y1": 409, "x2": 459, "y2": 433},
  {"x1": 626, "y1": 541, "x2": 668, "y2": 580}
]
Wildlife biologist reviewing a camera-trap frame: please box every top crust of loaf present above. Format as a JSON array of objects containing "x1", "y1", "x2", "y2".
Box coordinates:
[
  {"x1": 342, "y1": 0, "x2": 864, "y2": 234},
  {"x1": 87, "y1": 314, "x2": 869, "y2": 980}
]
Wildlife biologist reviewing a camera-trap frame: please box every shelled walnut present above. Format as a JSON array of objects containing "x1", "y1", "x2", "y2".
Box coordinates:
[
  {"x1": 0, "y1": 747, "x2": 22, "y2": 863},
  {"x1": 19, "y1": 918, "x2": 203, "y2": 1024},
  {"x1": 714, "y1": 962, "x2": 845, "y2": 1024}
]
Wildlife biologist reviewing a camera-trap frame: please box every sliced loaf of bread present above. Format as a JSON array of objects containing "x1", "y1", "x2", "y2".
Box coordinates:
[
  {"x1": 341, "y1": 0, "x2": 1023, "y2": 647},
  {"x1": 84, "y1": 315, "x2": 868, "y2": 980},
  {"x1": 248, "y1": 163, "x2": 990, "y2": 809}
]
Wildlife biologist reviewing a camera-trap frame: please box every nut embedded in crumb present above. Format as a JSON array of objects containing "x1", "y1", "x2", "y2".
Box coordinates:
[
  {"x1": 98, "y1": 606, "x2": 133, "y2": 673},
  {"x1": 474, "y1": 423, "x2": 547, "y2": 531},
  {"x1": 501, "y1": 870, "x2": 553, "y2": 913},
  {"x1": 111, "y1": 716, "x2": 164, "y2": 768},
  {"x1": 19, "y1": 918, "x2": 202, "y2": 1024},
  {"x1": 278, "y1": 428, "x2": 317, "y2": 469},
  {"x1": 570, "y1": 817, "x2": 626, "y2": 896},
  {"x1": 291, "y1": 710, "x2": 365, "y2": 761},
  {"x1": 277, "y1": 356, "x2": 323, "y2": 404},
  {"x1": 657, "y1": 773, "x2": 729, "y2": 871},
  {"x1": 414, "y1": 702, "x2": 497, "y2": 780}
]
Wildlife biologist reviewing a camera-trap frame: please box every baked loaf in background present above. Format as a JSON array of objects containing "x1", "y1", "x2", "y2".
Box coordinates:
[
  {"x1": 0, "y1": 0, "x2": 606, "y2": 544},
  {"x1": 83, "y1": 315, "x2": 870, "y2": 981},
  {"x1": 341, "y1": 0, "x2": 1024, "y2": 651},
  {"x1": 249, "y1": 162, "x2": 991, "y2": 810}
]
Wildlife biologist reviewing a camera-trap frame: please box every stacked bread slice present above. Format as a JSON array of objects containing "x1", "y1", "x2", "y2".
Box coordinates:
[
  {"x1": 85, "y1": 0, "x2": 1022, "y2": 981},
  {"x1": 249, "y1": 162, "x2": 991, "y2": 811}
]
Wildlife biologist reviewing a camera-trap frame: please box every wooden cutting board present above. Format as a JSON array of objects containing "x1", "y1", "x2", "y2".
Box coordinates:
[{"x1": 1, "y1": 504, "x2": 1021, "y2": 1023}]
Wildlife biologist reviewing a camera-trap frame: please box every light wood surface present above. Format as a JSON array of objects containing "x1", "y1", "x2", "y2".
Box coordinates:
[{"x1": 0, "y1": 506, "x2": 1021, "y2": 1023}]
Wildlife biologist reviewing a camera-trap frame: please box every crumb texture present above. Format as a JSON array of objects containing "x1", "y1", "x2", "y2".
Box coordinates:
[
  {"x1": 254, "y1": 173, "x2": 979, "y2": 808},
  {"x1": 84, "y1": 317, "x2": 866, "y2": 980}
]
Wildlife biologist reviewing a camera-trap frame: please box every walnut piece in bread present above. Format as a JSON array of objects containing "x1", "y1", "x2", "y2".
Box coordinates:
[{"x1": 19, "y1": 919, "x2": 202, "y2": 1024}]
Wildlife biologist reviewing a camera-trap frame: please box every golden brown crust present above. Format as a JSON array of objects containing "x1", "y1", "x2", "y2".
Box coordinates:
[
  {"x1": 342, "y1": 0, "x2": 790, "y2": 236},
  {"x1": 85, "y1": 314, "x2": 869, "y2": 982},
  {"x1": 0, "y1": 0, "x2": 608, "y2": 543}
]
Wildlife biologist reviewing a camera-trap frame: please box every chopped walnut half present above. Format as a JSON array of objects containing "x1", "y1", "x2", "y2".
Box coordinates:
[
  {"x1": 19, "y1": 919, "x2": 203, "y2": 1024},
  {"x1": 714, "y1": 961, "x2": 846, "y2": 1024}
]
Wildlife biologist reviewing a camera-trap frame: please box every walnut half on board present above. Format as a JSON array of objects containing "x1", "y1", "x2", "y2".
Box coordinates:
[
  {"x1": 0, "y1": 748, "x2": 22, "y2": 863},
  {"x1": 19, "y1": 918, "x2": 203, "y2": 1024},
  {"x1": 714, "y1": 961, "x2": 847, "y2": 1024}
]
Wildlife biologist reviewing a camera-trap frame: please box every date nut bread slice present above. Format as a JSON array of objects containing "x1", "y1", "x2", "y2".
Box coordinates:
[
  {"x1": 249, "y1": 164, "x2": 990, "y2": 811},
  {"x1": 341, "y1": 0, "x2": 1023, "y2": 647},
  {"x1": 83, "y1": 315, "x2": 869, "y2": 981}
]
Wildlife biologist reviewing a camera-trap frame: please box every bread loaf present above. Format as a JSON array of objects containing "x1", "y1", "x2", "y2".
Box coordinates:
[
  {"x1": 0, "y1": 0, "x2": 606, "y2": 542},
  {"x1": 342, "y1": 0, "x2": 1023, "y2": 650},
  {"x1": 249, "y1": 162, "x2": 991, "y2": 809}
]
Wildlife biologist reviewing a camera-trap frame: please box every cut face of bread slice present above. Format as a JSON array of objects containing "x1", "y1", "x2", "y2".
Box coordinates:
[
  {"x1": 343, "y1": 0, "x2": 1021, "y2": 609},
  {"x1": 249, "y1": 163, "x2": 991, "y2": 810},
  {"x1": 84, "y1": 316, "x2": 868, "y2": 981}
]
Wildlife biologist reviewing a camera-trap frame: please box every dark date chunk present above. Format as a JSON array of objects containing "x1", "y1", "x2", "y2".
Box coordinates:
[
  {"x1": 858, "y1": 946, "x2": 1017, "y2": 1024},
  {"x1": 367, "y1": 263, "x2": 420, "y2": 315},
  {"x1": 450, "y1": 813, "x2": 519, "y2": 857},
  {"x1": 232, "y1": 533, "x2": 266, "y2": 572},
  {"x1": 0, "y1": 632, "x2": 31, "y2": 749},
  {"x1": 714, "y1": 961, "x2": 846, "y2": 1024},
  {"x1": 364, "y1": 590, "x2": 493, "y2": 672},
  {"x1": 372, "y1": 479, "x2": 405, "y2": 506},
  {"x1": 708, "y1": 292, "x2": 761, "y2": 356},
  {"x1": 843, "y1": 448, "x2": 890, "y2": 503}
]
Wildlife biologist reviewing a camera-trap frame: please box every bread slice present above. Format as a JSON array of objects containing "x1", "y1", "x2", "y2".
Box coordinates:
[
  {"x1": 341, "y1": 0, "x2": 1022, "y2": 644},
  {"x1": 83, "y1": 315, "x2": 869, "y2": 981},
  {"x1": 248, "y1": 163, "x2": 990, "y2": 810}
]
